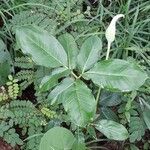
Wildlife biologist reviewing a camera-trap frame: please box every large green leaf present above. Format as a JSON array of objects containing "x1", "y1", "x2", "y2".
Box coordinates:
[
  {"x1": 39, "y1": 127, "x2": 75, "y2": 150},
  {"x1": 48, "y1": 78, "x2": 75, "y2": 105},
  {"x1": 77, "y1": 36, "x2": 102, "y2": 73},
  {"x1": 95, "y1": 119, "x2": 129, "y2": 141},
  {"x1": 16, "y1": 25, "x2": 68, "y2": 68},
  {"x1": 84, "y1": 59, "x2": 148, "y2": 92},
  {"x1": 40, "y1": 67, "x2": 70, "y2": 92},
  {"x1": 58, "y1": 33, "x2": 78, "y2": 69},
  {"x1": 0, "y1": 39, "x2": 12, "y2": 85},
  {"x1": 59, "y1": 80, "x2": 96, "y2": 127}
]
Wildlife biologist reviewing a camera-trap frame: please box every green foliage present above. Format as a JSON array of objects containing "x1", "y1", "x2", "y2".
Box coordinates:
[
  {"x1": 10, "y1": 10, "x2": 57, "y2": 34},
  {"x1": 15, "y1": 24, "x2": 147, "y2": 145},
  {"x1": 129, "y1": 117, "x2": 146, "y2": 142},
  {"x1": 100, "y1": 90, "x2": 122, "y2": 107},
  {"x1": 0, "y1": 100, "x2": 45, "y2": 126},
  {"x1": 40, "y1": 67, "x2": 70, "y2": 92},
  {"x1": 95, "y1": 120, "x2": 129, "y2": 141},
  {"x1": 16, "y1": 25, "x2": 68, "y2": 68},
  {"x1": 14, "y1": 56, "x2": 34, "y2": 69},
  {"x1": 6, "y1": 75, "x2": 19, "y2": 99},
  {"x1": 0, "y1": 100, "x2": 46, "y2": 148},
  {"x1": 143, "y1": 108, "x2": 150, "y2": 130},
  {"x1": 39, "y1": 127, "x2": 76, "y2": 150},
  {"x1": 58, "y1": 33, "x2": 79, "y2": 69},
  {"x1": 54, "y1": 79, "x2": 96, "y2": 127},
  {"x1": 0, "y1": 39, "x2": 13, "y2": 86},
  {"x1": 77, "y1": 36, "x2": 102, "y2": 73},
  {"x1": 16, "y1": 70, "x2": 35, "y2": 91},
  {"x1": 0, "y1": 0, "x2": 149, "y2": 149},
  {"x1": 0, "y1": 121, "x2": 23, "y2": 147},
  {"x1": 0, "y1": 75, "x2": 19, "y2": 102},
  {"x1": 41, "y1": 107, "x2": 57, "y2": 119},
  {"x1": 100, "y1": 107, "x2": 119, "y2": 122},
  {"x1": 84, "y1": 59, "x2": 148, "y2": 91},
  {"x1": 22, "y1": 126, "x2": 43, "y2": 150},
  {"x1": 0, "y1": 86, "x2": 8, "y2": 102}
]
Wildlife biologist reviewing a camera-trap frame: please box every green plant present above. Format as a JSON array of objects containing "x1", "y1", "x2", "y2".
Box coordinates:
[
  {"x1": 15, "y1": 11, "x2": 148, "y2": 148},
  {"x1": 6, "y1": 75, "x2": 19, "y2": 99},
  {"x1": 0, "y1": 0, "x2": 149, "y2": 149},
  {"x1": 0, "y1": 75, "x2": 19, "y2": 102},
  {"x1": 0, "y1": 100, "x2": 47, "y2": 148}
]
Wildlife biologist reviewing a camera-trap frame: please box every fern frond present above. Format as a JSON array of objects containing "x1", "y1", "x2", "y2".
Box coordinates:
[
  {"x1": 10, "y1": 10, "x2": 57, "y2": 34},
  {"x1": 0, "y1": 121, "x2": 23, "y2": 147},
  {"x1": 16, "y1": 70, "x2": 35, "y2": 91},
  {"x1": 16, "y1": 70, "x2": 34, "y2": 81},
  {"x1": 14, "y1": 56, "x2": 34, "y2": 69},
  {"x1": 0, "y1": 100, "x2": 45, "y2": 126}
]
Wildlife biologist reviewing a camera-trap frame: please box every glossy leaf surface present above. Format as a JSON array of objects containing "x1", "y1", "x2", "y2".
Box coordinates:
[
  {"x1": 39, "y1": 127, "x2": 75, "y2": 150},
  {"x1": 40, "y1": 67, "x2": 70, "y2": 92},
  {"x1": 58, "y1": 33, "x2": 78, "y2": 69},
  {"x1": 77, "y1": 36, "x2": 102, "y2": 73},
  {"x1": 16, "y1": 25, "x2": 68, "y2": 68},
  {"x1": 48, "y1": 78, "x2": 74, "y2": 105},
  {"x1": 59, "y1": 80, "x2": 96, "y2": 127},
  {"x1": 96, "y1": 119, "x2": 129, "y2": 141},
  {"x1": 85, "y1": 59, "x2": 148, "y2": 91}
]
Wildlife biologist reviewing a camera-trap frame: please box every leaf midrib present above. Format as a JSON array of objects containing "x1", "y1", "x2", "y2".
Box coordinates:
[
  {"x1": 74, "y1": 82, "x2": 84, "y2": 125},
  {"x1": 82, "y1": 45, "x2": 95, "y2": 73},
  {"x1": 52, "y1": 81, "x2": 74, "y2": 100},
  {"x1": 25, "y1": 33, "x2": 68, "y2": 68},
  {"x1": 86, "y1": 71, "x2": 137, "y2": 78}
]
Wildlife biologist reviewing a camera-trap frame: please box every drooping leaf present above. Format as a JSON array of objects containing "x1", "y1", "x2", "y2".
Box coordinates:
[
  {"x1": 60, "y1": 80, "x2": 96, "y2": 127},
  {"x1": 100, "y1": 90, "x2": 122, "y2": 106},
  {"x1": 0, "y1": 39, "x2": 13, "y2": 85},
  {"x1": 84, "y1": 59, "x2": 148, "y2": 92},
  {"x1": 77, "y1": 36, "x2": 102, "y2": 73},
  {"x1": 16, "y1": 25, "x2": 68, "y2": 68},
  {"x1": 40, "y1": 67, "x2": 70, "y2": 92},
  {"x1": 48, "y1": 78, "x2": 75, "y2": 105},
  {"x1": 39, "y1": 127, "x2": 75, "y2": 150},
  {"x1": 100, "y1": 107, "x2": 119, "y2": 122},
  {"x1": 95, "y1": 119, "x2": 129, "y2": 141},
  {"x1": 143, "y1": 108, "x2": 150, "y2": 130},
  {"x1": 58, "y1": 33, "x2": 78, "y2": 69}
]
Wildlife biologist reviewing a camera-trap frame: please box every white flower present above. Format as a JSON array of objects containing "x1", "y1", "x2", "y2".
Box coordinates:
[
  {"x1": 105, "y1": 14, "x2": 125, "y2": 60},
  {"x1": 105, "y1": 14, "x2": 124, "y2": 44}
]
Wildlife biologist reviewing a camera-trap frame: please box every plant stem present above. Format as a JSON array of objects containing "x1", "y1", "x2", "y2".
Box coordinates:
[
  {"x1": 106, "y1": 42, "x2": 111, "y2": 60},
  {"x1": 96, "y1": 87, "x2": 101, "y2": 104},
  {"x1": 86, "y1": 139, "x2": 108, "y2": 145},
  {"x1": 95, "y1": 42, "x2": 111, "y2": 105},
  {"x1": 88, "y1": 146, "x2": 109, "y2": 150},
  {"x1": 71, "y1": 71, "x2": 78, "y2": 79}
]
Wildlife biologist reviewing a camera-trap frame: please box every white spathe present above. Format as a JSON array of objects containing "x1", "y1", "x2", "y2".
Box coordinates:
[{"x1": 105, "y1": 14, "x2": 125, "y2": 44}]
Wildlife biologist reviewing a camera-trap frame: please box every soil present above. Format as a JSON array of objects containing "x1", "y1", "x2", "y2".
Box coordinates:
[{"x1": 0, "y1": 139, "x2": 14, "y2": 150}]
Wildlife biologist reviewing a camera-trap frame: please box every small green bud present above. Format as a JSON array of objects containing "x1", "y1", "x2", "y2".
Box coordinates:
[{"x1": 8, "y1": 75, "x2": 13, "y2": 81}]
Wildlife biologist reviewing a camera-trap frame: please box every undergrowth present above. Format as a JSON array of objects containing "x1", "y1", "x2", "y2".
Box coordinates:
[{"x1": 0, "y1": 0, "x2": 149, "y2": 150}]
